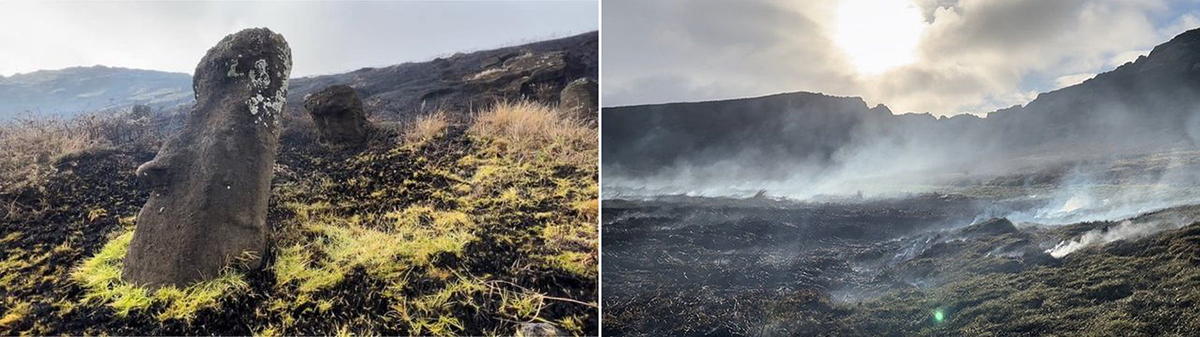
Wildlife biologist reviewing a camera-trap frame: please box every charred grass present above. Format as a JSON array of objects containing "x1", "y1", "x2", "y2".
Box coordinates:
[
  {"x1": 0, "y1": 101, "x2": 597, "y2": 335},
  {"x1": 602, "y1": 198, "x2": 1200, "y2": 336}
]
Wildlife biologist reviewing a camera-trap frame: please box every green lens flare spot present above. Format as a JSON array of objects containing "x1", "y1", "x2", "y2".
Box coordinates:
[{"x1": 934, "y1": 309, "x2": 945, "y2": 322}]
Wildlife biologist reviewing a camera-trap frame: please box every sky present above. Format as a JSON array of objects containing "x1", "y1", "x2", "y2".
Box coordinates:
[
  {"x1": 0, "y1": 0, "x2": 597, "y2": 78},
  {"x1": 603, "y1": 0, "x2": 1200, "y2": 116}
]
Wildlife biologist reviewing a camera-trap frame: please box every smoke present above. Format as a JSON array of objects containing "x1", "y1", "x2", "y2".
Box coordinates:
[
  {"x1": 994, "y1": 156, "x2": 1200, "y2": 224},
  {"x1": 601, "y1": 93, "x2": 999, "y2": 200},
  {"x1": 1046, "y1": 216, "x2": 1192, "y2": 257},
  {"x1": 605, "y1": 89, "x2": 1200, "y2": 211}
]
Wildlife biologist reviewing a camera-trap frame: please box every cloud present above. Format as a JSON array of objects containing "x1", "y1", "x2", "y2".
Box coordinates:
[
  {"x1": 601, "y1": 0, "x2": 857, "y2": 106},
  {"x1": 1109, "y1": 49, "x2": 1150, "y2": 66},
  {"x1": 603, "y1": 0, "x2": 1195, "y2": 116},
  {"x1": 1054, "y1": 73, "x2": 1097, "y2": 89},
  {"x1": 885, "y1": 0, "x2": 1162, "y2": 113},
  {"x1": 0, "y1": 1, "x2": 597, "y2": 77}
]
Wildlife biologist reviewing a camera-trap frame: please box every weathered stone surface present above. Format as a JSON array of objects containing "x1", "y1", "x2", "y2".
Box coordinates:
[
  {"x1": 122, "y1": 28, "x2": 291, "y2": 288},
  {"x1": 558, "y1": 77, "x2": 597, "y2": 123},
  {"x1": 303, "y1": 85, "x2": 371, "y2": 144}
]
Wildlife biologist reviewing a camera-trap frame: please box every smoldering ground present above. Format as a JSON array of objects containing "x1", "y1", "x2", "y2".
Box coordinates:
[
  {"x1": 601, "y1": 28, "x2": 1200, "y2": 336},
  {"x1": 602, "y1": 194, "x2": 1200, "y2": 335}
]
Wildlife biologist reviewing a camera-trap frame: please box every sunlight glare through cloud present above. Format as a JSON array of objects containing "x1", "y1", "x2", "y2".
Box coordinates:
[{"x1": 833, "y1": 0, "x2": 927, "y2": 74}]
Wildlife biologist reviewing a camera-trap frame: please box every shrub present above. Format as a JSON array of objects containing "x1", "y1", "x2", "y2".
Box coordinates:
[
  {"x1": 0, "y1": 108, "x2": 170, "y2": 192},
  {"x1": 405, "y1": 110, "x2": 449, "y2": 145},
  {"x1": 0, "y1": 117, "x2": 97, "y2": 192},
  {"x1": 469, "y1": 101, "x2": 597, "y2": 168}
]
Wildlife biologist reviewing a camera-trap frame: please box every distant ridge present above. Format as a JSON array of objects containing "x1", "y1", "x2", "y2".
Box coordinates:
[
  {"x1": 0, "y1": 65, "x2": 191, "y2": 117},
  {"x1": 0, "y1": 31, "x2": 598, "y2": 120}
]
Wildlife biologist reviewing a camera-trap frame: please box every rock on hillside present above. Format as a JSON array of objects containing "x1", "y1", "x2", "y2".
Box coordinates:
[{"x1": 303, "y1": 85, "x2": 372, "y2": 145}]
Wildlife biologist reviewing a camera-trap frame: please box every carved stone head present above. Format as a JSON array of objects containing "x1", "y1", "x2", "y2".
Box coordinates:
[{"x1": 122, "y1": 28, "x2": 291, "y2": 287}]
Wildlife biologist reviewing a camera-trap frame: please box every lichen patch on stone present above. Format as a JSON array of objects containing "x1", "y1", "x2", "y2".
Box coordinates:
[
  {"x1": 241, "y1": 56, "x2": 290, "y2": 128},
  {"x1": 248, "y1": 94, "x2": 266, "y2": 116},
  {"x1": 226, "y1": 59, "x2": 242, "y2": 78},
  {"x1": 249, "y1": 59, "x2": 270, "y2": 89}
]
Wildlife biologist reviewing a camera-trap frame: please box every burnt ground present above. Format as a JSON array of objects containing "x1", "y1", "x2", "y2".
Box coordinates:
[
  {"x1": 0, "y1": 124, "x2": 598, "y2": 335},
  {"x1": 602, "y1": 195, "x2": 1200, "y2": 336}
]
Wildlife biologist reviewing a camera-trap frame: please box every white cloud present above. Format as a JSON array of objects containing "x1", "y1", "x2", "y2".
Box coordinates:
[
  {"x1": 1109, "y1": 49, "x2": 1150, "y2": 67},
  {"x1": 1159, "y1": 11, "x2": 1200, "y2": 37},
  {"x1": 603, "y1": 0, "x2": 1197, "y2": 116},
  {"x1": 1054, "y1": 73, "x2": 1097, "y2": 89}
]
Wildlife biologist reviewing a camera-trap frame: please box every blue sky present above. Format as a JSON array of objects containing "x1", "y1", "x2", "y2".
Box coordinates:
[
  {"x1": 603, "y1": 0, "x2": 1200, "y2": 116},
  {"x1": 0, "y1": 1, "x2": 598, "y2": 77}
]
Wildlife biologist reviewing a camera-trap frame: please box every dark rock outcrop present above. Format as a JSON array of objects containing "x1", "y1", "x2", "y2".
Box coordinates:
[
  {"x1": 286, "y1": 31, "x2": 597, "y2": 120},
  {"x1": 465, "y1": 51, "x2": 567, "y2": 102},
  {"x1": 122, "y1": 28, "x2": 292, "y2": 288},
  {"x1": 559, "y1": 77, "x2": 598, "y2": 123},
  {"x1": 303, "y1": 85, "x2": 371, "y2": 144}
]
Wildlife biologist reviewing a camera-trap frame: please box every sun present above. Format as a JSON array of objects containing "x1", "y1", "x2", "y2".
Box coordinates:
[{"x1": 833, "y1": 0, "x2": 927, "y2": 74}]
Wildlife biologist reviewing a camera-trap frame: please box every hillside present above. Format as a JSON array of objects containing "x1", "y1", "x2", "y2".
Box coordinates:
[
  {"x1": 0, "y1": 66, "x2": 191, "y2": 118},
  {"x1": 601, "y1": 25, "x2": 1200, "y2": 336},
  {"x1": 0, "y1": 31, "x2": 598, "y2": 122},
  {"x1": 287, "y1": 31, "x2": 598, "y2": 121}
]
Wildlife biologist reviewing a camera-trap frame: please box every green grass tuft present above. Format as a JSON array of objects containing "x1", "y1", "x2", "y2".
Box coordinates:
[{"x1": 71, "y1": 228, "x2": 249, "y2": 321}]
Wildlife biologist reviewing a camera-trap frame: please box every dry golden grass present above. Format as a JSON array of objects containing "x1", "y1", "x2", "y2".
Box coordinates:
[
  {"x1": 0, "y1": 110, "x2": 166, "y2": 192},
  {"x1": 468, "y1": 101, "x2": 597, "y2": 168},
  {"x1": 0, "y1": 117, "x2": 97, "y2": 192},
  {"x1": 405, "y1": 110, "x2": 450, "y2": 144}
]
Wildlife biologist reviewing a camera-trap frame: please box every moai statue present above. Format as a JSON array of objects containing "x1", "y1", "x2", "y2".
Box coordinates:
[
  {"x1": 122, "y1": 28, "x2": 291, "y2": 287},
  {"x1": 303, "y1": 84, "x2": 372, "y2": 145},
  {"x1": 559, "y1": 77, "x2": 598, "y2": 124}
]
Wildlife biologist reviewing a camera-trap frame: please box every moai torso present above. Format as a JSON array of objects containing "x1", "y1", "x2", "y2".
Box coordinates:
[{"x1": 122, "y1": 28, "x2": 292, "y2": 288}]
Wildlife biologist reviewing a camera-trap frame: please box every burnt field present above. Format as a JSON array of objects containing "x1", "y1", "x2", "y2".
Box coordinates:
[
  {"x1": 0, "y1": 101, "x2": 599, "y2": 335},
  {"x1": 601, "y1": 193, "x2": 1200, "y2": 336}
]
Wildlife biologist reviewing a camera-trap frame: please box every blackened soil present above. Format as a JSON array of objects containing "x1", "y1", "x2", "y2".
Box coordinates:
[
  {"x1": 0, "y1": 148, "x2": 153, "y2": 334},
  {"x1": 2, "y1": 126, "x2": 597, "y2": 335},
  {"x1": 602, "y1": 195, "x2": 1200, "y2": 336}
]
